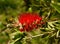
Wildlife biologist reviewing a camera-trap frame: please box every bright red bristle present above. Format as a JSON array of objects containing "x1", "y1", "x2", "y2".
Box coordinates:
[{"x1": 18, "y1": 12, "x2": 42, "y2": 32}]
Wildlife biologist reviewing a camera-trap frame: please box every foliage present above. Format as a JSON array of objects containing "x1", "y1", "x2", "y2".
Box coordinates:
[{"x1": 0, "y1": 0, "x2": 60, "y2": 44}]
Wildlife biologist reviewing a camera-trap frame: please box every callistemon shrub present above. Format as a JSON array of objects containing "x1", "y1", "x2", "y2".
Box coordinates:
[{"x1": 18, "y1": 12, "x2": 42, "y2": 32}]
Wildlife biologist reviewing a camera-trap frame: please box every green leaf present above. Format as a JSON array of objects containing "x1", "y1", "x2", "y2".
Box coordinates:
[
  {"x1": 51, "y1": 3, "x2": 60, "y2": 13},
  {"x1": 10, "y1": 38, "x2": 21, "y2": 44}
]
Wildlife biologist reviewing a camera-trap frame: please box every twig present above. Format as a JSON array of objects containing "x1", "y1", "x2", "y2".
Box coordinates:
[{"x1": 24, "y1": 31, "x2": 53, "y2": 39}]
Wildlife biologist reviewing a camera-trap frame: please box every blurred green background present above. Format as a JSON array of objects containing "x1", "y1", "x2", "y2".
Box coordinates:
[{"x1": 0, "y1": 0, "x2": 60, "y2": 44}]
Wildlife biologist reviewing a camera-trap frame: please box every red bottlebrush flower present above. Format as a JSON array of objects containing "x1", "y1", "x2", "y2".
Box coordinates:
[{"x1": 18, "y1": 12, "x2": 42, "y2": 32}]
